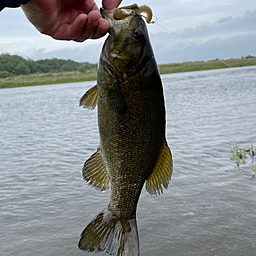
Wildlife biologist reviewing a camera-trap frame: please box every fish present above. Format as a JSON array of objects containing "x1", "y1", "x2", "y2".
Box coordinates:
[{"x1": 78, "y1": 4, "x2": 173, "y2": 256}]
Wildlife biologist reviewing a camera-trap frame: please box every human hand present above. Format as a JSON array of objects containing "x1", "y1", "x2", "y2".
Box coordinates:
[{"x1": 21, "y1": 0, "x2": 122, "y2": 42}]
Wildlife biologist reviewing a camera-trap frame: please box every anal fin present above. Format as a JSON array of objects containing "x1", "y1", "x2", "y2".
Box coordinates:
[
  {"x1": 79, "y1": 85, "x2": 98, "y2": 109},
  {"x1": 146, "y1": 139, "x2": 173, "y2": 195},
  {"x1": 83, "y1": 147, "x2": 110, "y2": 191}
]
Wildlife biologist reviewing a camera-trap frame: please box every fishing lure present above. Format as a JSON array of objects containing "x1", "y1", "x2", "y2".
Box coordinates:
[{"x1": 139, "y1": 5, "x2": 153, "y2": 23}]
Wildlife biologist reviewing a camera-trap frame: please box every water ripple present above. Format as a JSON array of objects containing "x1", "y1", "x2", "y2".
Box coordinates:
[{"x1": 1, "y1": 67, "x2": 256, "y2": 255}]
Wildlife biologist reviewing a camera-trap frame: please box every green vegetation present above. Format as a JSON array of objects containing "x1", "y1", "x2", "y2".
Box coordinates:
[
  {"x1": 1, "y1": 54, "x2": 256, "y2": 89},
  {"x1": 0, "y1": 53, "x2": 97, "y2": 88},
  {"x1": 158, "y1": 55, "x2": 256, "y2": 74},
  {"x1": 229, "y1": 144, "x2": 256, "y2": 179},
  {"x1": 0, "y1": 53, "x2": 97, "y2": 75},
  {"x1": 0, "y1": 70, "x2": 97, "y2": 89}
]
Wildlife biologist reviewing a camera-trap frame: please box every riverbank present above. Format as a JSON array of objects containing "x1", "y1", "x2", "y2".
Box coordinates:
[
  {"x1": 158, "y1": 56, "x2": 256, "y2": 74},
  {"x1": 0, "y1": 70, "x2": 97, "y2": 89},
  {"x1": 1, "y1": 56, "x2": 256, "y2": 89}
]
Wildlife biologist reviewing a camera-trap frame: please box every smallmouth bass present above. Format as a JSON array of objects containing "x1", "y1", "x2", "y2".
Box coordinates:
[{"x1": 78, "y1": 4, "x2": 173, "y2": 256}]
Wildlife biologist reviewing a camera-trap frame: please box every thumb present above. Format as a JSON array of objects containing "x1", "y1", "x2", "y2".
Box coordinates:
[{"x1": 102, "y1": 0, "x2": 122, "y2": 10}]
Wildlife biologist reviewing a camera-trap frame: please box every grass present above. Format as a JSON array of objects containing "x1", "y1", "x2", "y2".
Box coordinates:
[
  {"x1": 1, "y1": 57, "x2": 256, "y2": 89},
  {"x1": 0, "y1": 70, "x2": 97, "y2": 89},
  {"x1": 158, "y1": 57, "x2": 256, "y2": 74},
  {"x1": 229, "y1": 144, "x2": 256, "y2": 179}
]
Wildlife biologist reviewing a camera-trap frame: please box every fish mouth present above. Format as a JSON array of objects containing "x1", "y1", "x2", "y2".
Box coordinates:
[
  {"x1": 100, "y1": 4, "x2": 153, "y2": 26},
  {"x1": 100, "y1": 4, "x2": 140, "y2": 27}
]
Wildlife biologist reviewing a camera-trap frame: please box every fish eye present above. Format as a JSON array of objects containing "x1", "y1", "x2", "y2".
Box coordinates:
[{"x1": 133, "y1": 28, "x2": 141, "y2": 38}]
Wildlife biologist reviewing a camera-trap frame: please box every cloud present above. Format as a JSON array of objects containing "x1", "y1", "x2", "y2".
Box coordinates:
[
  {"x1": 147, "y1": 8, "x2": 256, "y2": 63},
  {"x1": 151, "y1": 32, "x2": 256, "y2": 64},
  {"x1": 216, "y1": 17, "x2": 233, "y2": 24},
  {"x1": 23, "y1": 28, "x2": 256, "y2": 65},
  {"x1": 30, "y1": 43, "x2": 103, "y2": 63},
  {"x1": 177, "y1": 9, "x2": 256, "y2": 40},
  {"x1": 0, "y1": 1, "x2": 256, "y2": 64}
]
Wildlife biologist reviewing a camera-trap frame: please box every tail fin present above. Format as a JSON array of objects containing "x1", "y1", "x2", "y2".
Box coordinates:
[{"x1": 78, "y1": 208, "x2": 139, "y2": 256}]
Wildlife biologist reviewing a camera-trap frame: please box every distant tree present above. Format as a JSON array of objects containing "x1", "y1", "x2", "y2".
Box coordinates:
[
  {"x1": 78, "y1": 64, "x2": 90, "y2": 73},
  {"x1": 26, "y1": 59, "x2": 38, "y2": 73},
  {"x1": 79, "y1": 62, "x2": 97, "y2": 72},
  {"x1": 36, "y1": 59, "x2": 58, "y2": 72},
  {"x1": 14, "y1": 62, "x2": 30, "y2": 75},
  {"x1": 245, "y1": 55, "x2": 255, "y2": 59},
  {"x1": 60, "y1": 64, "x2": 74, "y2": 72},
  {"x1": 0, "y1": 54, "x2": 23, "y2": 72},
  {"x1": 0, "y1": 53, "x2": 97, "y2": 75},
  {"x1": 0, "y1": 71, "x2": 11, "y2": 78},
  {"x1": 65, "y1": 59, "x2": 80, "y2": 70}
]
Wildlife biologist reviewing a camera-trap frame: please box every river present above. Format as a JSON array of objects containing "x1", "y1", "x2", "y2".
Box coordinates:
[{"x1": 0, "y1": 66, "x2": 256, "y2": 256}]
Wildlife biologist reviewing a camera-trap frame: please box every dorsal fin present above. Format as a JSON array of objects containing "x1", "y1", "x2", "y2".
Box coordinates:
[
  {"x1": 79, "y1": 85, "x2": 98, "y2": 109},
  {"x1": 146, "y1": 139, "x2": 173, "y2": 195},
  {"x1": 82, "y1": 147, "x2": 110, "y2": 191}
]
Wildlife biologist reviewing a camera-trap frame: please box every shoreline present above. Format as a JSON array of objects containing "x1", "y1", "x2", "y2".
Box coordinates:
[{"x1": 1, "y1": 57, "x2": 256, "y2": 89}]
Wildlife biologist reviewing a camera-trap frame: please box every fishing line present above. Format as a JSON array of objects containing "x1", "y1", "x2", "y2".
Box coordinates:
[{"x1": 150, "y1": 16, "x2": 233, "y2": 68}]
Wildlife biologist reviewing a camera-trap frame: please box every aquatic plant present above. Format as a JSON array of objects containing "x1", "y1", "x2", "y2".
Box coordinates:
[{"x1": 229, "y1": 144, "x2": 255, "y2": 179}]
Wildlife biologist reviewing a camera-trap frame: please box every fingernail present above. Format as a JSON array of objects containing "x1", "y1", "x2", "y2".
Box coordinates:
[
  {"x1": 92, "y1": 14, "x2": 102, "y2": 26},
  {"x1": 80, "y1": 17, "x2": 87, "y2": 28}
]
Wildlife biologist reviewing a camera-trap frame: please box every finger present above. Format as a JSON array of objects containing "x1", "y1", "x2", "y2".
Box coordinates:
[
  {"x1": 74, "y1": 10, "x2": 103, "y2": 42},
  {"x1": 90, "y1": 18, "x2": 110, "y2": 39},
  {"x1": 89, "y1": 1, "x2": 100, "y2": 11},
  {"x1": 51, "y1": 13, "x2": 88, "y2": 40},
  {"x1": 102, "y1": 0, "x2": 123, "y2": 10}
]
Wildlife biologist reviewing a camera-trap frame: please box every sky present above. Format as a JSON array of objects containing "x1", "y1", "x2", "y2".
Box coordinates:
[{"x1": 0, "y1": 0, "x2": 256, "y2": 64}]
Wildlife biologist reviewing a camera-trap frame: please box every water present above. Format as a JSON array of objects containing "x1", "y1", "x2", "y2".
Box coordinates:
[{"x1": 0, "y1": 66, "x2": 256, "y2": 256}]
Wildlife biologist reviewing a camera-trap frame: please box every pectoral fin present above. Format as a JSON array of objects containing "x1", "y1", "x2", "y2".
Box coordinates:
[
  {"x1": 79, "y1": 85, "x2": 98, "y2": 109},
  {"x1": 107, "y1": 79, "x2": 127, "y2": 115},
  {"x1": 146, "y1": 139, "x2": 173, "y2": 195},
  {"x1": 82, "y1": 147, "x2": 110, "y2": 191}
]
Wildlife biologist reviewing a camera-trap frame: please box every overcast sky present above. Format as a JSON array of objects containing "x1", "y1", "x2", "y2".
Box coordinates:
[{"x1": 0, "y1": 0, "x2": 256, "y2": 64}]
